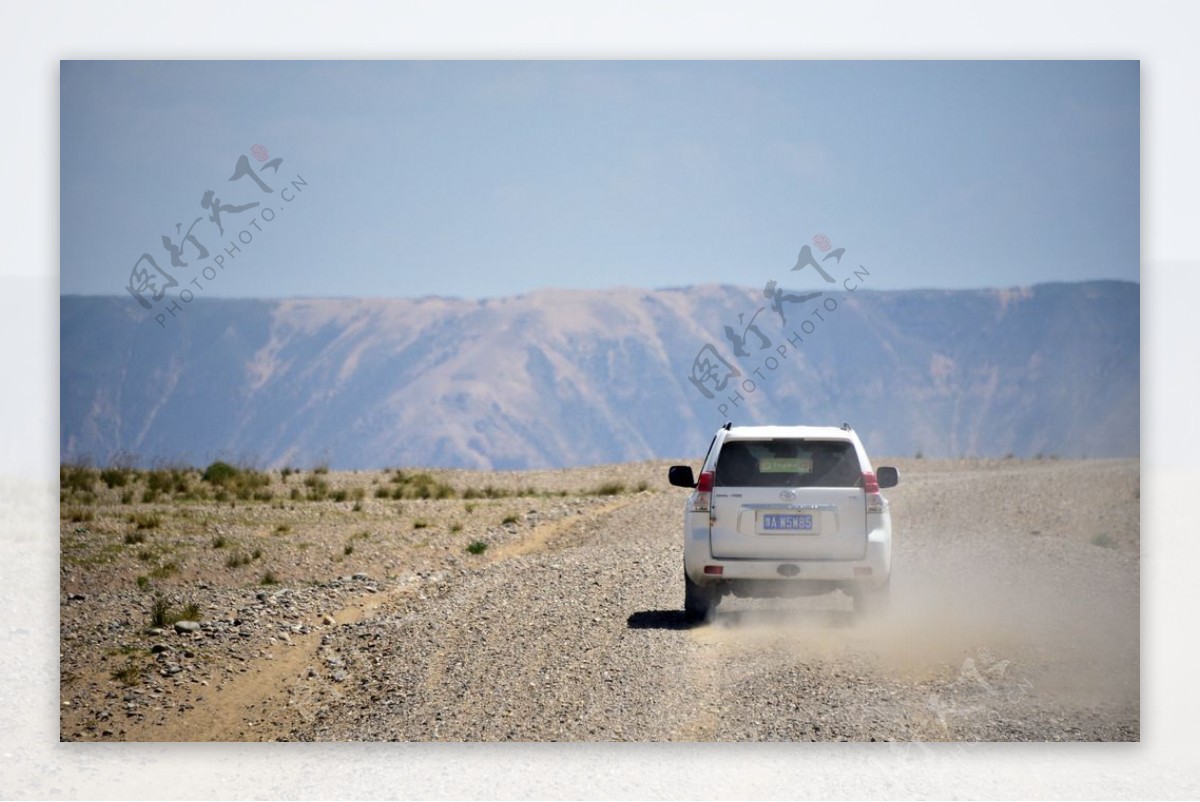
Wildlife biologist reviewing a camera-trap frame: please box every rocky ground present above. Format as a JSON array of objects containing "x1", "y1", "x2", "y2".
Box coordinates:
[{"x1": 58, "y1": 457, "x2": 1139, "y2": 742}]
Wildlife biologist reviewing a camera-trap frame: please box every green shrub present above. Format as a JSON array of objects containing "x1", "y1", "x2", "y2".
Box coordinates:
[
  {"x1": 202, "y1": 461, "x2": 239, "y2": 485},
  {"x1": 132, "y1": 512, "x2": 161, "y2": 530},
  {"x1": 147, "y1": 595, "x2": 199, "y2": 624},
  {"x1": 390, "y1": 470, "x2": 457, "y2": 500},
  {"x1": 60, "y1": 464, "x2": 96, "y2": 494},
  {"x1": 150, "y1": 595, "x2": 177, "y2": 627},
  {"x1": 149, "y1": 561, "x2": 179, "y2": 578},
  {"x1": 304, "y1": 476, "x2": 330, "y2": 500},
  {"x1": 64, "y1": 508, "x2": 94, "y2": 523},
  {"x1": 112, "y1": 662, "x2": 141, "y2": 686},
  {"x1": 149, "y1": 596, "x2": 198, "y2": 625},
  {"x1": 100, "y1": 468, "x2": 129, "y2": 488},
  {"x1": 466, "y1": 540, "x2": 488, "y2": 555},
  {"x1": 144, "y1": 471, "x2": 168, "y2": 494},
  {"x1": 179, "y1": 486, "x2": 209, "y2": 502},
  {"x1": 146, "y1": 468, "x2": 191, "y2": 494}
]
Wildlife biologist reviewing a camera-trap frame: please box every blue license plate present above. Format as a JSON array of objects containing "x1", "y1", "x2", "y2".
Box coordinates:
[{"x1": 762, "y1": 513, "x2": 813, "y2": 532}]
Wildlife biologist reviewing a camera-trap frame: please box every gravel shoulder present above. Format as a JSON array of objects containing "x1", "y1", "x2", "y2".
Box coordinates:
[{"x1": 59, "y1": 458, "x2": 1139, "y2": 742}]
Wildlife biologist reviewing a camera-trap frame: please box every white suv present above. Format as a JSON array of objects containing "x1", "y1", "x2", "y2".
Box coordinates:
[{"x1": 668, "y1": 423, "x2": 898, "y2": 622}]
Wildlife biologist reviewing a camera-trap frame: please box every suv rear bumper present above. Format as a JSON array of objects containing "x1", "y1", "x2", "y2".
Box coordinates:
[{"x1": 685, "y1": 523, "x2": 891, "y2": 590}]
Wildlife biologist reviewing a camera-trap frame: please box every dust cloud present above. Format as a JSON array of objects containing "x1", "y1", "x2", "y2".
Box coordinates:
[{"x1": 698, "y1": 536, "x2": 1138, "y2": 705}]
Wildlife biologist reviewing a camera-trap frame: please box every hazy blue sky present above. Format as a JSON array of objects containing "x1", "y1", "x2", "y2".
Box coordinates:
[{"x1": 61, "y1": 60, "x2": 1138, "y2": 301}]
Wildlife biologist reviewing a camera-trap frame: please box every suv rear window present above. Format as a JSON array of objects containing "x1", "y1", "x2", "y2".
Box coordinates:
[{"x1": 713, "y1": 439, "x2": 862, "y2": 488}]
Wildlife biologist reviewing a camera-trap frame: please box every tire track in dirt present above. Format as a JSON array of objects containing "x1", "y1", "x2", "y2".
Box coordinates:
[
  {"x1": 137, "y1": 496, "x2": 642, "y2": 741},
  {"x1": 296, "y1": 493, "x2": 702, "y2": 740}
]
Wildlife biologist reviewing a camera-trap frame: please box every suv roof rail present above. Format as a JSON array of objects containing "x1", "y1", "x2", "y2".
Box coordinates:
[
  {"x1": 723, "y1": 421, "x2": 733, "y2": 430},
  {"x1": 841, "y1": 422, "x2": 853, "y2": 431}
]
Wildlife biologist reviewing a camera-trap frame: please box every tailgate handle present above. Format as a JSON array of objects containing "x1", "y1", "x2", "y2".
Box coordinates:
[{"x1": 739, "y1": 503, "x2": 838, "y2": 511}]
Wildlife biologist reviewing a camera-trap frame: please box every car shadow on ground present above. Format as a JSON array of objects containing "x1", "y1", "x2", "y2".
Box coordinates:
[
  {"x1": 626, "y1": 608, "x2": 857, "y2": 630},
  {"x1": 626, "y1": 610, "x2": 694, "y2": 630},
  {"x1": 628, "y1": 609, "x2": 696, "y2": 629}
]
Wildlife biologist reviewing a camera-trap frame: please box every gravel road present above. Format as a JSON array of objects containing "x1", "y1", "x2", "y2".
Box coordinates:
[
  {"x1": 60, "y1": 459, "x2": 1139, "y2": 742},
  {"x1": 282, "y1": 460, "x2": 1140, "y2": 742}
]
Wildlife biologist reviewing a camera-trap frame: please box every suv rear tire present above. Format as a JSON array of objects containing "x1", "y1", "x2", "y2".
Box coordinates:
[{"x1": 684, "y1": 571, "x2": 718, "y2": 622}]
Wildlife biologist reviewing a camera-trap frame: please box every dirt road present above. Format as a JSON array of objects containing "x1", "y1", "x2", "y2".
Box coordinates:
[{"x1": 60, "y1": 459, "x2": 1139, "y2": 741}]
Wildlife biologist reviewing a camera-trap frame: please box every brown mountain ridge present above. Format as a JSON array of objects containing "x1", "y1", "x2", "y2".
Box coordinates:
[{"x1": 60, "y1": 281, "x2": 1138, "y2": 469}]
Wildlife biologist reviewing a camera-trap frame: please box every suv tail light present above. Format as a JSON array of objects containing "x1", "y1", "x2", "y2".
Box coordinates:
[
  {"x1": 692, "y1": 470, "x2": 714, "y2": 513},
  {"x1": 863, "y1": 471, "x2": 885, "y2": 513}
]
